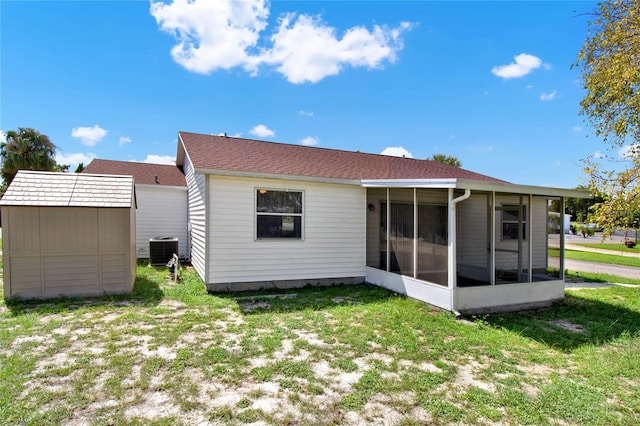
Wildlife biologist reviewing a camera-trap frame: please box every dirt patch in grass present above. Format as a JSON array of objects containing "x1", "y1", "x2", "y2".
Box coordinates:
[
  {"x1": 550, "y1": 319, "x2": 587, "y2": 334},
  {"x1": 2, "y1": 267, "x2": 640, "y2": 425}
]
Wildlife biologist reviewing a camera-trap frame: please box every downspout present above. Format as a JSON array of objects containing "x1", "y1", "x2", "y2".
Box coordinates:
[{"x1": 449, "y1": 188, "x2": 472, "y2": 316}]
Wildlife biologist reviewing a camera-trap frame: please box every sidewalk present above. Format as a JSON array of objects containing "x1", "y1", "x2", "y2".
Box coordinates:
[{"x1": 565, "y1": 243, "x2": 640, "y2": 259}]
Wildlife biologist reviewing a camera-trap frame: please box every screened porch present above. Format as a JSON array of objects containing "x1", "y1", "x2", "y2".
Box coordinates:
[{"x1": 363, "y1": 183, "x2": 577, "y2": 314}]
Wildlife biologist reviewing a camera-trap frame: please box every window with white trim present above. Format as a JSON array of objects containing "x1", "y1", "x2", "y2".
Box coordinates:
[
  {"x1": 256, "y1": 189, "x2": 303, "y2": 239},
  {"x1": 501, "y1": 204, "x2": 527, "y2": 240}
]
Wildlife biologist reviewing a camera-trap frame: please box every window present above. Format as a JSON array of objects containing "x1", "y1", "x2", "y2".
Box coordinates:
[
  {"x1": 256, "y1": 189, "x2": 303, "y2": 239},
  {"x1": 501, "y1": 204, "x2": 527, "y2": 240}
]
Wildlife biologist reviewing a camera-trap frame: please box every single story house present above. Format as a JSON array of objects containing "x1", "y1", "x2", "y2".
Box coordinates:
[
  {"x1": 176, "y1": 131, "x2": 587, "y2": 314},
  {"x1": 82, "y1": 159, "x2": 188, "y2": 260},
  {"x1": 1, "y1": 171, "x2": 136, "y2": 299}
]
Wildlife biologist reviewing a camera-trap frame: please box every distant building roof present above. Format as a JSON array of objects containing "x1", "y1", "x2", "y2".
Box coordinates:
[
  {"x1": 177, "y1": 131, "x2": 506, "y2": 183},
  {"x1": 0, "y1": 171, "x2": 135, "y2": 208},
  {"x1": 83, "y1": 159, "x2": 186, "y2": 187}
]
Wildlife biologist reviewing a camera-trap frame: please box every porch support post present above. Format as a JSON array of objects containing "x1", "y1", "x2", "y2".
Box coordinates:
[
  {"x1": 518, "y1": 194, "x2": 524, "y2": 282},
  {"x1": 448, "y1": 188, "x2": 455, "y2": 290},
  {"x1": 413, "y1": 187, "x2": 418, "y2": 279},
  {"x1": 528, "y1": 194, "x2": 533, "y2": 283},
  {"x1": 448, "y1": 188, "x2": 472, "y2": 292},
  {"x1": 386, "y1": 187, "x2": 390, "y2": 273},
  {"x1": 560, "y1": 196, "x2": 565, "y2": 280},
  {"x1": 490, "y1": 192, "x2": 496, "y2": 286}
]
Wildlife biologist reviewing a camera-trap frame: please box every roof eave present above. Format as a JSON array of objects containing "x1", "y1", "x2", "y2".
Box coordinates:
[
  {"x1": 361, "y1": 178, "x2": 591, "y2": 198},
  {"x1": 176, "y1": 132, "x2": 186, "y2": 167},
  {"x1": 193, "y1": 167, "x2": 362, "y2": 186}
]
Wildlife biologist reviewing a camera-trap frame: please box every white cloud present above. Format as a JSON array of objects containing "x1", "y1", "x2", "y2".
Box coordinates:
[
  {"x1": 71, "y1": 125, "x2": 108, "y2": 146},
  {"x1": 540, "y1": 90, "x2": 557, "y2": 101},
  {"x1": 526, "y1": 84, "x2": 534, "y2": 89},
  {"x1": 299, "y1": 110, "x2": 314, "y2": 117},
  {"x1": 573, "y1": 126, "x2": 582, "y2": 132},
  {"x1": 618, "y1": 144, "x2": 639, "y2": 160},
  {"x1": 300, "y1": 136, "x2": 319, "y2": 146},
  {"x1": 249, "y1": 124, "x2": 275, "y2": 138},
  {"x1": 265, "y1": 15, "x2": 411, "y2": 83},
  {"x1": 119, "y1": 136, "x2": 132, "y2": 147},
  {"x1": 139, "y1": 154, "x2": 176, "y2": 165},
  {"x1": 55, "y1": 152, "x2": 96, "y2": 169},
  {"x1": 150, "y1": 0, "x2": 412, "y2": 84},
  {"x1": 380, "y1": 146, "x2": 413, "y2": 158},
  {"x1": 592, "y1": 150, "x2": 605, "y2": 159},
  {"x1": 491, "y1": 53, "x2": 543, "y2": 79},
  {"x1": 150, "y1": 0, "x2": 268, "y2": 74},
  {"x1": 0, "y1": 130, "x2": 6, "y2": 143}
]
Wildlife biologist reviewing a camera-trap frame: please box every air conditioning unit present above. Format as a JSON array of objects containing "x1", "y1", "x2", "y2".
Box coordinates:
[{"x1": 149, "y1": 236, "x2": 179, "y2": 266}]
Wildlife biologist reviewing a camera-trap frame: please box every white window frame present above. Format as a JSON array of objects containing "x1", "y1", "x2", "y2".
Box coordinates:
[
  {"x1": 255, "y1": 188, "x2": 304, "y2": 241},
  {"x1": 501, "y1": 204, "x2": 527, "y2": 241}
]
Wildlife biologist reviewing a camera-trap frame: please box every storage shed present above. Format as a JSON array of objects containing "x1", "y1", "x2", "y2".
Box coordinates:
[{"x1": 1, "y1": 171, "x2": 136, "y2": 299}]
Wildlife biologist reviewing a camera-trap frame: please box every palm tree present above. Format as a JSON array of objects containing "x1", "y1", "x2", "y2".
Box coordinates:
[
  {"x1": 1, "y1": 127, "x2": 57, "y2": 187},
  {"x1": 430, "y1": 153, "x2": 461, "y2": 168}
]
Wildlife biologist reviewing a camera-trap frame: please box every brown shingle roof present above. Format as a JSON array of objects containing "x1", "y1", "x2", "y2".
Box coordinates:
[
  {"x1": 83, "y1": 159, "x2": 186, "y2": 187},
  {"x1": 0, "y1": 171, "x2": 134, "y2": 207},
  {"x1": 178, "y1": 131, "x2": 506, "y2": 183}
]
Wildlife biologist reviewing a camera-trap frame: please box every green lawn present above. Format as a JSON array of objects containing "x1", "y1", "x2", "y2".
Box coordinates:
[
  {"x1": 564, "y1": 270, "x2": 640, "y2": 285},
  {"x1": 549, "y1": 247, "x2": 640, "y2": 268},
  {"x1": 1, "y1": 264, "x2": 639, "y2": 425},
  {"x1": 573, "y1": 242, "x2": 640, "y2": 253}
]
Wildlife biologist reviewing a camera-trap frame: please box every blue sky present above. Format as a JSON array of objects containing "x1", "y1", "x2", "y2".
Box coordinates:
[{"x1": 0, "y1": 0, "x2": 607, "y2": 188}]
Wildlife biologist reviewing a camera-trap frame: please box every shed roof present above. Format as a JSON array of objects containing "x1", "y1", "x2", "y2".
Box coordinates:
[
  {"x1": 83, "y1": 159, "x2": 186, "y2": 187},
  {"x1": 0, "y1": 171, "x2": 135, "y2": 207},
  {"x1": 177, "y1": 131, "x2": 506, "y2": 183}
]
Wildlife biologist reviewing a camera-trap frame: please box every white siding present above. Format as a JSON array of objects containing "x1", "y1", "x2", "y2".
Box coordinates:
[
  {"x1": 134, "y1": 185, "x2": 188, "y2": 259},
  {"x1": 183, "y1": 155, "x2": 207, "y2": 281},
  {"x1": 207, "y1": 175, "x2": 366, "y2": 285}
]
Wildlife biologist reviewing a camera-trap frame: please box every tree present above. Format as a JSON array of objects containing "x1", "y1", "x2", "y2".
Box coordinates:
[
  {"x1": 574, "y1": 0, "x2": 640, "y2": 236},
  {"x1": 430, "y1": 154, "x2": 461, "y2": 167},
  {"x1": 1, "y1": 127, "x2": 59, "y2": 190},
  {"x1": 566, "y1": 185, "x2": 606, "y2": 221}
]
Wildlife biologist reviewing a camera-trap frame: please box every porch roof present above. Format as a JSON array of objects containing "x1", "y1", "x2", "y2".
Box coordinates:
[{"x1": 360, "y1": 178, "x2": 590, "y2": 198}]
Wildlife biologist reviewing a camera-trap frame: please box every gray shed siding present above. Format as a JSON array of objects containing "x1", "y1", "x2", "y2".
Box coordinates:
[
  {"x1": 2, "y1": 206, "x2": 136, "y2": 299},
  {"x1": 1, "y1": 171, "x2": 136, "y2": 300}
]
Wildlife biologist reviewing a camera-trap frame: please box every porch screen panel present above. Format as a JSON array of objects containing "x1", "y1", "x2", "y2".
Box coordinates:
[
  {"x1": 366, "y1": 188, "x2": 386, "y2": 269},
  {"x1": 537, "y1": 195, "x2": 561, "y2": 281},
  {"x1": 416, "y1": 201, "x2": 448, "y2": 285},
  {"x1": 495, "y1": 194, "x2": 530, "y2": 283},
  {"x1": 382, "y1": 188, "x2": 415, "y2": 276},
  {"x1": 456, "y1": 193, "x2": 491, "y2": 286}
]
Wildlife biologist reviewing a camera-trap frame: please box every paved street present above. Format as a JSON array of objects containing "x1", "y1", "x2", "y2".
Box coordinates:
[
  {"x1": 548, "y1": 232, "x2": 640, "y2": 280},
  {"x1": 564, "y1": 259, "x2": 640, "y2": 280}
]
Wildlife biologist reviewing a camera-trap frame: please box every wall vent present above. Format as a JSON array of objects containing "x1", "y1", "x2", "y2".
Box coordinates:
[{"x1": 149, "y1": 236, "x2": 179, "y2": 266}]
